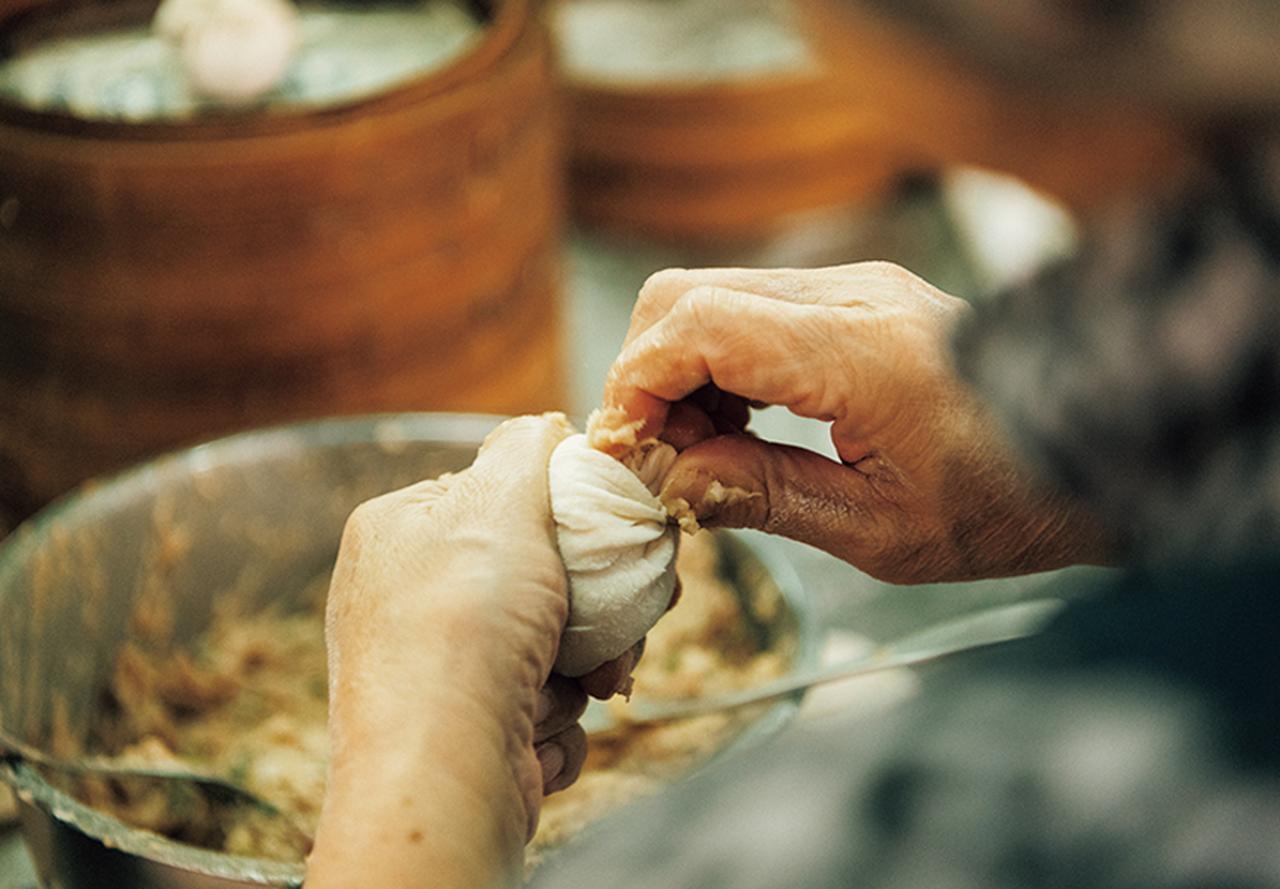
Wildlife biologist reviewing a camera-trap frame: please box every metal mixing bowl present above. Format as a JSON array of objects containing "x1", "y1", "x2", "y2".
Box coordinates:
[{"x1": 0, "y1": 413, "x2": 817, "y2": 888}]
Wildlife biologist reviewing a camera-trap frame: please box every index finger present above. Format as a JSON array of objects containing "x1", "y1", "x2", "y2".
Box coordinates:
[
  {"x1": 624, "y1": 264, "x2": 873, "y2": 350},
  {"x1": 603, "y1": 286, "x2": 844, "y2": 442}
]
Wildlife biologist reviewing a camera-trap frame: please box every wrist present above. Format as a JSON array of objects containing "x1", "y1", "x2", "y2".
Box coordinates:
[{"x1": 310, "y1": 687, "x2": 531, "y2": 889}]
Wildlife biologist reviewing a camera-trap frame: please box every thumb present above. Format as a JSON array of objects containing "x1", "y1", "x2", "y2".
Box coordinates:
[{"x1": 658, "y1": 434, "x2": 881, "y2": 565}]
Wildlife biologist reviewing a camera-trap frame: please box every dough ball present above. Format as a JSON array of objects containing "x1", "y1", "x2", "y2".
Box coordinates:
[
  {"x1": 549, "y1": 434, "x2": 679, "y2": 677},
  {"x1": 154, "y1": 0, "x2": 298, "y2": 103}
]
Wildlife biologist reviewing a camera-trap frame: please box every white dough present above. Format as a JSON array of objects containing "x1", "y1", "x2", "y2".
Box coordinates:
[
  {"x1": 549, "y1": 434, "x2": 679, "y2": 677},
  {"x1": 154, "y1": 0, "x2": 299, "y2": 104}
]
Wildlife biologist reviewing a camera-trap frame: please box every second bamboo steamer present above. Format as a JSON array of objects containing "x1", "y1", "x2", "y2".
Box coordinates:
[{"x1": 558, "y1": 0, "x2": 901, "y2": 246}]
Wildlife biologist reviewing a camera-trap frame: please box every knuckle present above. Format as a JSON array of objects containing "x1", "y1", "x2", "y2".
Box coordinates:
[
  {"x1": 679, "y1": 285, "x2": 730, "y2": 328},
  {"x1": 344, "y1": 498, "x2": 379, "y2": 532},
  {"x1": 862, "y1": 260, "x2": 914, "y2": 283},
  {"x1": 639, "y1": 267, "x2": 690, "y2": 298},
  {"x1": 677, "y1": 286, "x2": 735, "y2": 364},
  {"x1": 635, "y1": 268, "x2": 691, "y2": 313},
  {"x1": 488, "y1": 414, "x2": 540, "y2": 445},
  {"x1": 341, "y1": 498, "x2": 383, "y2": 542},
  {"x1": 344, "y1": 488, "x2": 412, "y2": 537}
]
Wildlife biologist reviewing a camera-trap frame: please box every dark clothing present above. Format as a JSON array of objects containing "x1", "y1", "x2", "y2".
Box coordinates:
[{"x1": 956, "y1": 131, "x2": 1280, "y2": 564}]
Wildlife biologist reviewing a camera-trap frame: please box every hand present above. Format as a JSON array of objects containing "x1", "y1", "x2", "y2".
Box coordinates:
[
  {"x1": 601, "y1": 263, "x2": 1113, "y2": 583},
  {"x1": 308, "y1": 414, "x2": 588, "y2": 889}
]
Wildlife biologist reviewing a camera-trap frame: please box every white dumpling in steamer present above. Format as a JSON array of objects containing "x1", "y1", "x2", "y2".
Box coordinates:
[{"x1": 153, "y1": 0, "x2": 299, "y2": 104}]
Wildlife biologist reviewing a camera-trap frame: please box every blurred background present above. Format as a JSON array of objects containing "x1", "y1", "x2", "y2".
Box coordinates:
[
  {"x1": 0, "y1": 0, "x2": 1183, "y2": 649},
  {"x1": 0, "y1": 0, "x2": 1221, "y2": 876}
]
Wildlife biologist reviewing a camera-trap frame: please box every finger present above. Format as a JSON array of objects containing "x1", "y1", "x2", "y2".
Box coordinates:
[
  {"x1": 661, "y1": 400, "x2": 718, "y2": 452},
  {"x1": 665, "y1": 577, "x2": 682, "y2": 613},
  {"x1": 535, "y1": 737, "x2": 565, "y2": 794},
  {"x1": 465, "y1": 412, "x2": 576, "y2": 524},
  {"x1": 475, "y1": 412, "x2": 576, "y2": 475},
  {"x1": 538, "y1": 723, "x2": 588, "y2": 795},
  {"x1": 658, "y1": 434, "x2": 881, "y2": 567},
  {"x1": 604, "y1": 286, "x2": 844, "y2": 441},
  {"x1": 624, "y1": 266, "x2": 861, "y2": 349},
  {"x1": 623, "y1": 267, "x2": 693, "y2": 348},
  {"x1": 577, "y1": 638, "x2": 645, "y2": 700},
  {"x1": 534, "y1": 675, "x2": 588, "y2": 743}
]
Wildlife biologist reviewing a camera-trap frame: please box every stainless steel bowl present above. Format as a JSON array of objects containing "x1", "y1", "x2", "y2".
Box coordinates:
[{"x1": 0, "y1": 413, "x2": 818, "y2": 889}]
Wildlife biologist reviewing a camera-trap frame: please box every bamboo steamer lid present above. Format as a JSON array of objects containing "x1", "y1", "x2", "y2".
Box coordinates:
[{"x1": 0, "y1": 0, "x2": 566, "y2": 519}]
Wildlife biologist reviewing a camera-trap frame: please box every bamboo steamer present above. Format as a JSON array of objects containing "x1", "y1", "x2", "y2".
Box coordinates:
[
  {"x1": 568, "y1": 74, "x2": 902, "y2": 245},
  {"x1": 562, "y1": 0, "x2": 1193, "y2": 246},
  {"x1": 0, "y1": 0, "x2": 566, "y2": 519},
  {"x1": 563, "y1": 2, "x2": 903, "y2": 245}
]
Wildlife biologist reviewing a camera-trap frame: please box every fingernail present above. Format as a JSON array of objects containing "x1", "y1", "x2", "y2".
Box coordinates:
[
  {"x1": 535, "y1": 687, "x2": 555, "y2": 724},
  {"x1": 537, "y1": 742, "x2": 565, "y2": 784}
]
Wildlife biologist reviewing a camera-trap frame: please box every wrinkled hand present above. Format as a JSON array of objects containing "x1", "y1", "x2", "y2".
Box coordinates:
[
  {"x1": 309, "y1": 414, "x2": 590, "y2": 889},
  {"x1": 602, "y1": 263, "x2": 1112, "y2": 583}
]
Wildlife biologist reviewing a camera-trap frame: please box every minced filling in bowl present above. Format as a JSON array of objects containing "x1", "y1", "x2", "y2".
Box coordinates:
[
  {"x1": 72, "y1": 532, "x2": 795, "y2": 871},
  {"x1": 0, "y1": 414, "x2": 816, "y2": 888}
]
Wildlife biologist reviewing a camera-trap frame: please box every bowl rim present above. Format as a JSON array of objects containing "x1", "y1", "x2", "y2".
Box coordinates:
[{"x1": 0, "y1": 411, "x2": 819, "y2": 885}]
